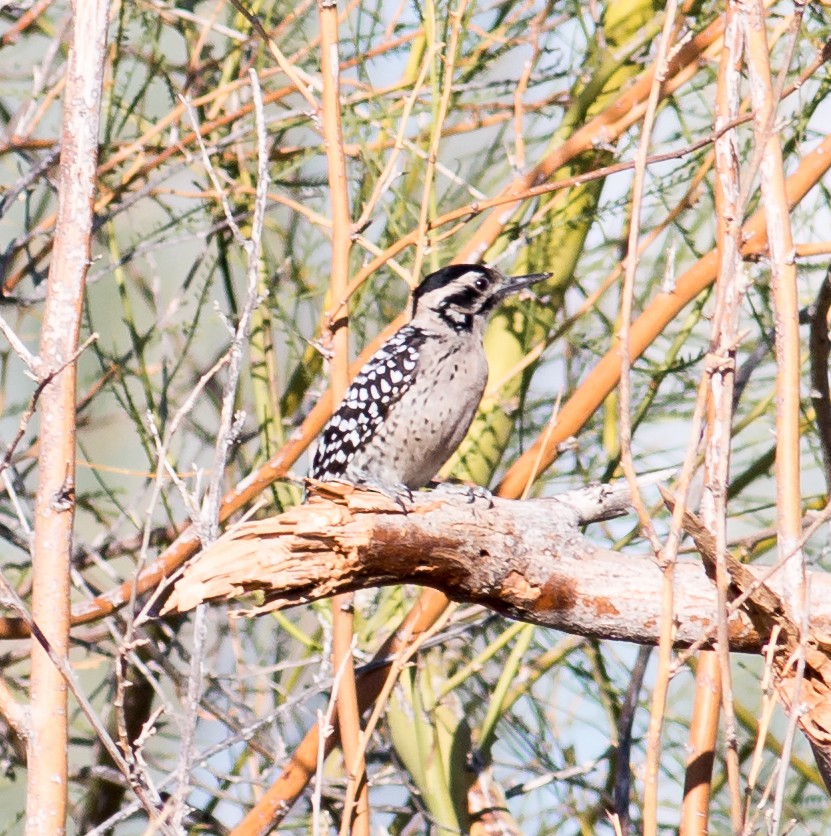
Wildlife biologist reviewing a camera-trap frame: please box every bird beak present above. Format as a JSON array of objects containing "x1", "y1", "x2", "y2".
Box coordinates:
[{"x1": 501, "y1": 271, "x2": 552, "y2": 296}]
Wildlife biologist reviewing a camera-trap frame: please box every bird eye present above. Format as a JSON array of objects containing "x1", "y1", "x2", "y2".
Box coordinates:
[{"x1": 474, "y1": 276, "x2": 489, "y2": 291}]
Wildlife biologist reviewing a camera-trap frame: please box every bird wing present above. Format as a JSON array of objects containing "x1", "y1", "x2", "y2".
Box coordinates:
[{"x1": 310, "y1": 325, "x2": 428, "y2": 480}]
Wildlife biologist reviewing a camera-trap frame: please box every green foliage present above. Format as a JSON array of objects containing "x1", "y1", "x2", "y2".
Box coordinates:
[{"x1": 1, "y1": 0, "x2": 830, "y2": 833}]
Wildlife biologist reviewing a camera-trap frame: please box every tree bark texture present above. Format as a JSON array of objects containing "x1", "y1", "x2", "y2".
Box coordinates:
[
  {"x1": 26, "y1": 2, "x2": 110, "y2": 833},
  {"x1": 166, "y1": 484, "x2": 831, "y2": 654}
]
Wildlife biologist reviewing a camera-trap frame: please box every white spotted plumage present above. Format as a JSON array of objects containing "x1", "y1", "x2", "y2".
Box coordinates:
[
  {"x1": 311, "y1": 325, "x2": 427, "y2": 482},
  {"x1": 309, "y1": 264, "x2": 551, "y2": 497}
]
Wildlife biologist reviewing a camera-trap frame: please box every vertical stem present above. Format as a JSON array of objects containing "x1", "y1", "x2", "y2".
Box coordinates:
[
  {"x1": 615, "y1": 4, "x2": 679, "y2": 833},
  {"x1": 696, "y1": 3, "x2": 745, "y2": 830},
  {"x1": 26, "y1": 1, "x2": 110, "y2": 833},
  {"x1": 317, "y1": 1, "x2": 368, "y2": 833},
  {"x1": 741, "y1": 2, "x2": 805, "y2": 830},
  {"x1": 680, "y1": 654, "x2": 722, "y2": 836},
  {"x1": 410, "y1": 0, "x2": 468, "y2": 285},
  {"x1": 742, "y1": 0, "x2": 802, "y2": 617}
]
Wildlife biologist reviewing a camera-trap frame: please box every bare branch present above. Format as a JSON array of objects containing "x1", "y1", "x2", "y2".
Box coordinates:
[
  {"x1": 164, "y1": 484, "x2": 831, "y2": 654},
  {"x1": 26, "y1": 2, "x2": 109, "y2": 830}
]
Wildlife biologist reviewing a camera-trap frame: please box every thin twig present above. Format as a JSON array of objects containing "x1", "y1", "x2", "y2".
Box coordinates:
[
  {"x1": 0, "y1": 312, "x2": 42, "y2": 374},
  {"x1": 312, "y1": 642, "x2": 355, "y2": 833},
  {"x1": 616, "y1": 6, "x2": 680, "y2": 832},
  {"x1": 0, "y1": 570, "x2": 168, "y2": 829},
  {"x1": 698, "y1": 2, "x2": 746, "y2": 827},
  {"x1": 612, "y1": 644, "x2": 651, "y2": 833},
  {"x1": 0, "y1": 332, "x2": 98, "y2": 478},
  {"x1": 181, "y1": 95, "x2": 247, "y2": 247},
  {"x1": 742, "y1": 625, "x2": 782, "y2": 833},
  {"x1": 741, "y1": 1, "x2": 806, "y2": 827},
  {"x1": 0, "y1": 674, "x2": 28, "y2": 747},
  {"x1": 315, "y1": 1, "x2": 368, "y2": 831},
  {"x1": 339, "y1": 605, "x2": 458, "y2": 834},
  {"x1": 351, "y1": 43, "x2": 440, "y2": 233},
  {"x1": 167, "y1": 68, "x2": 272, "y2": 830},
  {"x1": 410, "y1": 0, "x2": 470, "y2": 284},
  {"x1": 226, "y1": 0, "x2": 320, "y2": 112}
]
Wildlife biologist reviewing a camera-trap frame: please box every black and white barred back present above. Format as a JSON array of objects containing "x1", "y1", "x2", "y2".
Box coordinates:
[
  {"x1": 311, "y1": 325, "x2": 428, "y2": 481},
  {"x1": 310, "y1": 264, "x2": 550, "y2": 496}
]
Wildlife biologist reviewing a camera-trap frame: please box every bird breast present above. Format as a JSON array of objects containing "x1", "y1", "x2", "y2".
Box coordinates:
[{"x1": 349, "y1": 337, "x2": 488, "y2": 490}]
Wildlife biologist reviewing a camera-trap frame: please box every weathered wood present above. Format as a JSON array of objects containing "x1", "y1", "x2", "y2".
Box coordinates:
[{"x1": 164, "y1": 482, "x2": 831, "y2": 654}]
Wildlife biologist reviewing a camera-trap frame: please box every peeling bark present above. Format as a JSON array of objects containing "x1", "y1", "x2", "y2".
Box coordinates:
[{"x1": 165, "y1": 482, "x2": 831, "y2": 654}]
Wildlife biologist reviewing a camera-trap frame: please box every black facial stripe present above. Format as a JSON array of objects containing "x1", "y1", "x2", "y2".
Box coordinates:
[
  {"x1": 436, "y1": 307, "x2": 474, "y2": 332},
  {"x1": 412, "y1": 264, "x2": 493, "y2": 308},
  {"x1": 440, "y1": 287, "x2": 484, "y2": 311}
]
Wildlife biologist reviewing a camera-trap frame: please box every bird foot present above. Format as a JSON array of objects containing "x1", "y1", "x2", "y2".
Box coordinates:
[
  {"x1": 356, "y1": 479, "x2": 413, "y2": 511},
  {"x1": 427, "y1": 480, "x2": 494, "y2": 507}
]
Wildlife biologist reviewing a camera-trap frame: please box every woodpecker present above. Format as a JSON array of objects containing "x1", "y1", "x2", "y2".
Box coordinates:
[{"x1": 310, "y1": 264, "x2": 551, "y2": 499}]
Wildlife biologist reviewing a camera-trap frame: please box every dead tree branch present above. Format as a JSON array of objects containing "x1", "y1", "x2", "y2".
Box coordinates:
[
  {"x1": 664, "y1": 492, "x2": 831, "y2": 796},
  {"x1": 164, "y1": 481, "x2": 831, "y2": 654}
]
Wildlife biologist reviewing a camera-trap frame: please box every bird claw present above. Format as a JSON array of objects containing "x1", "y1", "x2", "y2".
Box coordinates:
[
  {"x1": 428, "y1": 480, "x2": 493, "y2": 507},
  {"x1": 357, "y1": 479, "x2": 413, "y2": 511}
]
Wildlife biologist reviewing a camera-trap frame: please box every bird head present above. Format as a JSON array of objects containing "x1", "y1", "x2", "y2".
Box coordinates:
[{"x1": 411, "y1": 264, "x2": 551, "y2": 333}]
